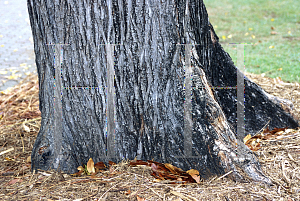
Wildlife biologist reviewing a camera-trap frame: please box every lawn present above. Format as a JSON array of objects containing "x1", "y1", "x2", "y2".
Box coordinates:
[{"x1": 204, "y1": 0, "x2": 300, "y2": 83}]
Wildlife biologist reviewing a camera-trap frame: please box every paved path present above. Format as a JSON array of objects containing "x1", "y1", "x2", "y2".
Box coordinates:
[{"x1": 0, "y1": 0, "x2": 37, "y2": 92}]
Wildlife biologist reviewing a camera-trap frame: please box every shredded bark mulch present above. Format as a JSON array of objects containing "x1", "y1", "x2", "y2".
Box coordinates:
[{"x1": 0, "y1": 72, "x2": 299, "y2": 200}]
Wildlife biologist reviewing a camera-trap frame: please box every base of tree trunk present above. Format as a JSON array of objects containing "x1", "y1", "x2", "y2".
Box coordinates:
[{"x1": 28, "y1": 0, "x2": 298, "y2": 185}]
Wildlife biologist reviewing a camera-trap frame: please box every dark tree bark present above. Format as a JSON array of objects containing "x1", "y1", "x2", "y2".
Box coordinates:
[{"x1": 28, "y1": 0, "x2": 298, "y2": 184}]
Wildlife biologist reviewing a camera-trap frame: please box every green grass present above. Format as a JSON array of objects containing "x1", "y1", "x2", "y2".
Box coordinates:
[{"x1": 203, "y1": 0, "x2": 300, "y2": 83}]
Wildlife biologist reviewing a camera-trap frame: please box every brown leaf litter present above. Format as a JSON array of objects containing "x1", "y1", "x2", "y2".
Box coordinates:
[{"x1": 0, "y1": 72, "x2": 299, "y2": 200}]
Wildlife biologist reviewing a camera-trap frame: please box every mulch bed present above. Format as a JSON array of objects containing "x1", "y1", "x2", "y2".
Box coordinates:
[{"x1": 0, "y1": 72, "x2": 299, "y2": 201}]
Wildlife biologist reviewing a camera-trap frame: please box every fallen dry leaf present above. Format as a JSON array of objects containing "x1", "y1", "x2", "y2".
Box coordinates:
[
  {"x1": 243, "y1": 134, "x2": 252, "y2": 144},
  {"x1": 26, "y1": 155, "x2": 31, "y2": 163},
  {"x1": 130, "y1": 160, "x2": 198, "y2": 183},
  {"x1": 137, "y1": 195, "x2": 145, "y2": 201},
  {"x1": 86, "y1": 158, "x2": 95, "y2": 174},
  {"x1": 71, "y1": 170, "x2": 84, "y2": 177},
  {"x1": 109, "y1": 161, "x2": 116, "y2": 166},
  {"x1": 95, "y1": 161, "x2": 106, "y2": 172},
  {"x1": 187, "y1": 169, "x2": 201, "y2": 183}
]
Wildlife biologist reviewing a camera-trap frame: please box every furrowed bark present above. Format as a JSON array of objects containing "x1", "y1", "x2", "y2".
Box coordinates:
[{"x1": 28, "y1": 0, "x2": 298, "y2": 185}]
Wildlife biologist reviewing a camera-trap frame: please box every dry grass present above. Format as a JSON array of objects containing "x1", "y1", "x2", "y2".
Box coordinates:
[{"x1": 0, "y1": 73, "x2": 299, "y2": 200}]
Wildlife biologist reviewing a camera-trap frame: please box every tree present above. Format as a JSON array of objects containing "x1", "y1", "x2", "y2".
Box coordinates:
[{"x1": 27, "y1": 0, "x2": 298, "y2": 184}]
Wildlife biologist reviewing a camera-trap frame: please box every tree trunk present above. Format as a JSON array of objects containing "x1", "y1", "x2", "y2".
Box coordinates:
[{"x1": 28, "y1": 0, "x2": 298, "y2": 184}]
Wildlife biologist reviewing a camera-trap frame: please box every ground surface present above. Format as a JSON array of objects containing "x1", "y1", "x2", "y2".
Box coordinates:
[{"x1": 0, "y1": 73, "x2": 299, "y2": 200}]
